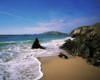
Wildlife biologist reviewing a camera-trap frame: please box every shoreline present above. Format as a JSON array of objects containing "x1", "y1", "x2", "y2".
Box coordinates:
[{"x1": 39, "y1": 56, "x2": 100, "y2": 80}]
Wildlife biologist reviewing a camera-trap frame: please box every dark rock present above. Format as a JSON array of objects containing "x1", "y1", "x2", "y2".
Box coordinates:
[
  {"x1": 58, "y1": 53, "x2": 68, "y2": 59},
  {"x1": 86, "y1": 57, "x2": 91, "y2": 62},
  {"x1": 31, "y1": 38, "x2": 45, "y2": 49},
  {"x1": 92, "y1": 60, "x2": 100, "y2": 67}
]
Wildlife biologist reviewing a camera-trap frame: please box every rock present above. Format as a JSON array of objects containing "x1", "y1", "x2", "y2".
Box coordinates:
[
  {"x1": 86, "y1": 57, "x2": 91, "y2": 62},
  {"x1": 58, "y1": 53, "x2": 68, "y2": 59},
  {"x1": 92, "y1": 60, "x2": 100, "y2": 67},
  {"x1": 60, "y1": 22, "x2": 100, "y2": 67},
  {"x1": 31, "y1": 38, "x2": 45, "y2": 49}
]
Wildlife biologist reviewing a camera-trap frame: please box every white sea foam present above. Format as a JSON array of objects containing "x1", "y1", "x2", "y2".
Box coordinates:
[
  {"x1": 0, "y1": 37, "x2": 73, "y2": 80},
  {"x1": 0, "y1": 57, "x2": 43, "y2": 80}
]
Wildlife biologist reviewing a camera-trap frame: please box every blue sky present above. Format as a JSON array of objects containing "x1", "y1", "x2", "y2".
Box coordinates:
[{"x1": 0, "y1": 0, "x2": 100, "y2": 34}]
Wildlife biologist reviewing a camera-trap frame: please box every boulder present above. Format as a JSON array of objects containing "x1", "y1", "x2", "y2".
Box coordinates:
[
  {"x1": 31, "y1": 38, "x2": 45, "y2": 49},
  {"x1": 58, "y1": 53, "x2": 68, "y2": 59}
]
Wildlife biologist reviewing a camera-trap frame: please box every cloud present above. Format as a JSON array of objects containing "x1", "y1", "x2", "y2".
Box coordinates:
[
  {"x1": 26, "y1": 15, "x2": 100, "y2": 34},
  {"x1": 26, "y1": 27, "x2": 57, "y2": 34},
  {"x1": 26, "y1": 19, "x2": 65, "y2": 34},
  {"x1": 1, "y1": 15, "x2": 99, "y2": 35}
]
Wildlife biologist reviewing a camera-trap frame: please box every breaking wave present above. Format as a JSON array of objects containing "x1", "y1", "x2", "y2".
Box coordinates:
[{"x1": 0, "y1": 37, "x2": 73, "y2": 80}]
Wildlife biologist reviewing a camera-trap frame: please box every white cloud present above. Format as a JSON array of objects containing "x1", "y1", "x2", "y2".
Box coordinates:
[
  {"x1": 3, "y1": 16, "x2": 99, "y2": 34},
  {"x1": 26, "y1": 19, "x2": 65, "y2": 34},
  {"x1": 26, "y1": 16, "x2": 100, "y2": 34},
  {"x1": 26, "y1": 27, "x2": 58, "y2": 34}
]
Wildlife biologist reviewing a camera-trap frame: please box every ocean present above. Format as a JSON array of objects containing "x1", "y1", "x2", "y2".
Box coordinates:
[{"x1": 0, "y1": 34, "x2": 72, "y2": 80}]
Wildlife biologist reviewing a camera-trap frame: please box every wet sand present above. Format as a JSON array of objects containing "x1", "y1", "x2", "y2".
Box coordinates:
[{"x1": 39, "y1": 56, "x2": 100, "y2": 80}]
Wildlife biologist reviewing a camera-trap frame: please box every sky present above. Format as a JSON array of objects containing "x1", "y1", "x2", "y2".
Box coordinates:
[{"x1": 0, "y1": 0, "x2": 100, "y2": 34}]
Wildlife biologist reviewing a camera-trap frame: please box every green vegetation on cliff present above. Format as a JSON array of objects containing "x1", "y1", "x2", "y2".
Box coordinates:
[{"x1": 60, "y1": 22, "x2": 100, "y2": 67}]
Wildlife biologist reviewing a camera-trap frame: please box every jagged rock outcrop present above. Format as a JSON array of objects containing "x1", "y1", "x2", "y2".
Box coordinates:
[
  {"x1": 60, "y1": 22, "x2": 100, "y2": 67},
  {"x1": 31, "y1": 38, "x2": 45, "y2": 49}
]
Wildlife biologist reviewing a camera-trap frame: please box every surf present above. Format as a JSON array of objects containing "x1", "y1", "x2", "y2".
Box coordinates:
[{"x1": 0, "y1": 34, "x2": 72, "y2": 80}]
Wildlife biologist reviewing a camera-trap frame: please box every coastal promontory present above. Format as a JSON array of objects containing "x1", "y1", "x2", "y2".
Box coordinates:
[{"x1": 60, "y1": 22, "x2": 100, "y2": 67}]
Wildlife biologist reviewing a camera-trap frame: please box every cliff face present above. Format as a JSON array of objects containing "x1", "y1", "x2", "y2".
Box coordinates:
[
  {"x1": 60, "y1": 22, "x2": 100, "y2": 67},
  {"x1": 70, "y1": 26, "x2": 90, "y2": 35}
]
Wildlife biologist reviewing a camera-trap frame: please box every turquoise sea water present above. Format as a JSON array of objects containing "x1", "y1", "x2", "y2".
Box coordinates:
[
  {"x1": 0, "y1": 34, "x2": 72, "y2": 80},
  {"x1": 0, "y1": 34, "x2": 69, "y2": 47}
]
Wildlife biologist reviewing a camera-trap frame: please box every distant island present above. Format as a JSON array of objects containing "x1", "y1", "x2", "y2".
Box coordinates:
[{"x1": 41, "y1": 31, "x2": 67, "y2": 35}]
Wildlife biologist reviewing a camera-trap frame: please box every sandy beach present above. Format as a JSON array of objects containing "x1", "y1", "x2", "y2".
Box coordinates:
[{"x1": 39, "y1": 56, "x2": 100, "y2": 80}]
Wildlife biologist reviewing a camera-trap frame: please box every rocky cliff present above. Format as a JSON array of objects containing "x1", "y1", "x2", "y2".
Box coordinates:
[{"x1": 60, "y1": 22, "x2": 100, "y2": 67}]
